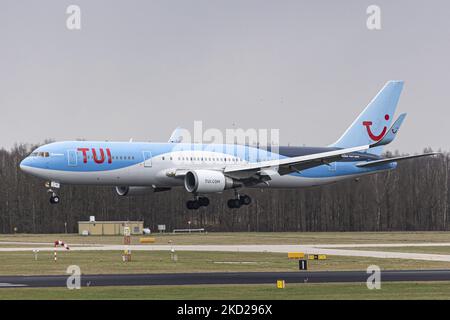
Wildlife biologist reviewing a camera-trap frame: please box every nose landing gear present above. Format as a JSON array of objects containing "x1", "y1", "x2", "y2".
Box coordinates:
[
  {"x1": 45, "y1": 181, "x2": 61, "y2": 205},
  {"x1": 49, "y1": 194, "x2": 60, "y2": 204}
]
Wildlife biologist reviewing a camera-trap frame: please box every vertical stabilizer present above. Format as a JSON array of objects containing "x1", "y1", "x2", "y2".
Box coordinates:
[{"x1": 330, "y1": 80, "x2": 404, "y2": 155}]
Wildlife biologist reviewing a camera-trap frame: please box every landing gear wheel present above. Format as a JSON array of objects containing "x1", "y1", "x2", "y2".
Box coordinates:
[
  {"x1": 50, "y1": 195, "x2": 60, "y2": 204},
  {"x1": 227, "y1": 198, "x2": 241, "y2": 209},
  {"x1": 186, "y1": 199, "x2": 201, "y2": 210},
  {"x1": 240, "y1": 195, "x2": 252, "y2": 206},
  {"x1": 198, "y1": 197, "x2": 210, "y2": 207},
  {"x1": 191, "y1": 200, "x2": 200, "y2": 210}
]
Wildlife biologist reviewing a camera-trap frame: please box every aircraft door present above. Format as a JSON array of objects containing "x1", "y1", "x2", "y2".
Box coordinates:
[
  {"x1": 143, "y1": 151, "x2": 152, "y2": 167},
  {"x1": 67, "y1": 150, "x2": 77, "y2": 166}
]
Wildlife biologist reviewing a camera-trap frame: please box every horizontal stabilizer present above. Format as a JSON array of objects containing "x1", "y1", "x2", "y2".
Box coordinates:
[{"x1": 356, "y1": 152, "x2": 441, "y2": 168}]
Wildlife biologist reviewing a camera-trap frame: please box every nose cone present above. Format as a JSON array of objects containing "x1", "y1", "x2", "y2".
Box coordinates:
[{"x1": 20, "y1": 157, "x2": 33, "y2": 173}]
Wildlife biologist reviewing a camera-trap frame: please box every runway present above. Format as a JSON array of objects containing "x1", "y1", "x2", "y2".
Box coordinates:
[
  {"x1": 0, "y1": 270, "x2": 449, "y2": 288},
  {"x1": 1, "y1": 243, "x2": 450, "y2": 262}
]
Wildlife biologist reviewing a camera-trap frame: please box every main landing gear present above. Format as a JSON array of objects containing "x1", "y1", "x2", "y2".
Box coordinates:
[
  {"x1": 186, "y1": 196, "x2": 210, "y2": 210},
  {"x1": 185, "y1": 192, "x2": 252, "y2": 210},
  {"x1": 227, "y1": 191, "x2": 252, "y2": 209},
  {"x1": 45, "y1": 181, "x2": 61, "y2": 205}
]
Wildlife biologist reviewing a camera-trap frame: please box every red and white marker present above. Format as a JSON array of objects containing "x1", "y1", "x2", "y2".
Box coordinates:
[{"x1": 54, "y1": 240, "x2": 70, "y2": 262}]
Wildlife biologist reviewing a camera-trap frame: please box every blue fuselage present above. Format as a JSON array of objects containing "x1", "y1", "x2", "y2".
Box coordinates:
[{"x1": 19, "y1": 141, "x2": 396, "y2": 189}]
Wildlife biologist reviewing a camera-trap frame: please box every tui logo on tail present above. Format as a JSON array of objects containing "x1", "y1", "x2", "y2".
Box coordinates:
[{"x1": 362, "y1": 114, "x2": 390, "y2": 141}]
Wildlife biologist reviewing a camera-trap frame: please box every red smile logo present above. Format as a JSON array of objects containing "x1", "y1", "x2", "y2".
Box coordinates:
[{"x1": 363, "y1": 114, "x2": 389, "y2": 141}]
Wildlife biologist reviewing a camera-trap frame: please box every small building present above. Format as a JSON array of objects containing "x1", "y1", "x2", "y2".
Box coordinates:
[{"x1": 78, "y1": 220, "x2": 144, "y2": 236}]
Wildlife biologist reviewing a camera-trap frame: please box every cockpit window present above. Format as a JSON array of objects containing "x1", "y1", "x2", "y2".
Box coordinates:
[{"x1": 30, "y1": 151, "x2": 50, "y2": 157}]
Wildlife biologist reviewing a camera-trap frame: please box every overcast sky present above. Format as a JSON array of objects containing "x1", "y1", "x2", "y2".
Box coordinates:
[{"x1": 1, "y1": 0, "x2": 449, "y2": 153}]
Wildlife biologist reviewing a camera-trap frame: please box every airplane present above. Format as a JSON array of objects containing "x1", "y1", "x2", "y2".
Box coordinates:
[{"x1": 20, "y1": 80, "x2": 438, "y2": 209}]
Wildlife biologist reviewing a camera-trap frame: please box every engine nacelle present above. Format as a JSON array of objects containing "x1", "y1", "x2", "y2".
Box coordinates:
[
  {"x1": 184, "y1": 170, "x2": 236, "y2": 193},
  {"x1": 115, "y1": 186, "x2": 154, "y2": 196}
]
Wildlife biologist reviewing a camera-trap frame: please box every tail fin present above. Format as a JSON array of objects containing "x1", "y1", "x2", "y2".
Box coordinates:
[{"x1": 330, "y1": 80, "x2": 404, "y2": 155}]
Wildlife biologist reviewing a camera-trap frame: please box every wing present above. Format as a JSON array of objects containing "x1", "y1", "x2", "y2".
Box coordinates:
[
  {"x1": 224, "y1": 144, "x2": 371, "y2": 180},
  {"x1": 166, "y1": 144, "x2": 373, "y2": 181},
  {"x1": 356, "y1": 152, "x2": 440, "y2": 168},
  {"x1": 224, "y1": 113, "x2": 409, "y2": 180},
  {"x1": 166, "y1": 113, "x2": 409, "y2": 183}
]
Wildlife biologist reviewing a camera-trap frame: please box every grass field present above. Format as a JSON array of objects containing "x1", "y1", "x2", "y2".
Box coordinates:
[
  {"x1": 0, "y1": 232, "x2": 449, "y2": 275},
  {"x1": 0, "y1": 232, "x2": 449, "y2": 300},
  {"x1": 0, "y1": 231, "x2": 449, "y2": 246},
  {"x1": 0, "y1": 250, "x2": 449, "y2": 276},
  {"x1": 0, "y1": 282, "x2": 449, "y2": 300}
]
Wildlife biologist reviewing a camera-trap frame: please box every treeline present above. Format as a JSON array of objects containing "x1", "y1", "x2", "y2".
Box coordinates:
[{"x1": 0, "y1": 144, "x2": 448, "y2": 233}]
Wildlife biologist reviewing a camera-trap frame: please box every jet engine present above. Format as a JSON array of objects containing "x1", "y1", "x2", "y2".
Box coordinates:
[{"x1": 184, "y1": 170, "x2": 237, "y2": 193}]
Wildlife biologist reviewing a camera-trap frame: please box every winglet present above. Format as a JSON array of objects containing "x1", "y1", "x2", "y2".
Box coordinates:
[{"x1": 370, "y1": 113, "x2": 407, "y2": 148}]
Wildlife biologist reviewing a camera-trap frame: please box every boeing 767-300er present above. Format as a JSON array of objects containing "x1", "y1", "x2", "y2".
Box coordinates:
[{"x1": 20, "y1": 81, "x2": 438, "y2": 209}]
